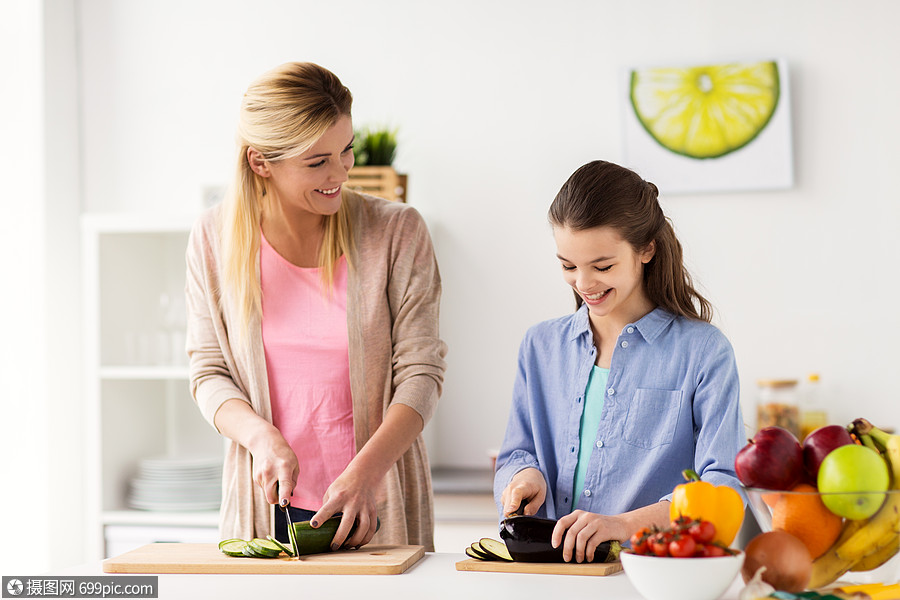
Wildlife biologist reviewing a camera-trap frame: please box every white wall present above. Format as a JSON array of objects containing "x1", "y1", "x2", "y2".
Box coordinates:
[
  {"x1": 0, "y1": 0, "x2": 82, "y2": 574},
  {"x1": 0, "y1": 0, "x2": 49, "y2": 576},
  {"x1": 73, "y1": 0, "x2": 900, "y2": 469}
]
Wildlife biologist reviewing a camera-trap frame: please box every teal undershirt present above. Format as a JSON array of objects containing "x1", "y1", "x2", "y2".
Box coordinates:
[{"x1": 573, "y1": 365, "x2": 609, "y2": 509}]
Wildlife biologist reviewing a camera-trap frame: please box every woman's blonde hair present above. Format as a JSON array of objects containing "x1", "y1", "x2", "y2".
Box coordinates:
[{"x1": 220, "y1": 62, "x2": 354, "y2": 336}]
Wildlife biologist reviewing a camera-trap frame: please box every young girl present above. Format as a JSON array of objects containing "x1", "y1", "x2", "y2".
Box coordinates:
[{"x1": 494, "y1": 160, "x2": 744, "y2": 563}]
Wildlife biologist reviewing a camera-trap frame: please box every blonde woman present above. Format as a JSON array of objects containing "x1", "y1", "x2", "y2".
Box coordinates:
[{"x1": 186, "y1": 62, "x2": 447, "y2": 551}]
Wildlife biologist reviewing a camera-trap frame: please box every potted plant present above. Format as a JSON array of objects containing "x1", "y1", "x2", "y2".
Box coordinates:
[{"x1": 348, "y1": 127, "x2": 407, "y2": 203}]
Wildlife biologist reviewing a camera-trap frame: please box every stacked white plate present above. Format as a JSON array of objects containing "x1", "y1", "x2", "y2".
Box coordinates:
[{"x1": 127, "y1": 456, "x2": 222, "y2": 511}]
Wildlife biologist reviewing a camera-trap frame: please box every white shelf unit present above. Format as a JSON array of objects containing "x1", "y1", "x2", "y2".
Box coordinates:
[{"x1": 82, "y1": 214, "x2": 224, "y2": 559}]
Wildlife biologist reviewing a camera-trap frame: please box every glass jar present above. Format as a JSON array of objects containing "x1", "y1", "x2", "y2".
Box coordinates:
[
  {"x1": 756, "y1": 379, "x2": 800, "y2": 438},
  {"x1": 799, "y1": 373, "x2": 828, "y2": 441}
]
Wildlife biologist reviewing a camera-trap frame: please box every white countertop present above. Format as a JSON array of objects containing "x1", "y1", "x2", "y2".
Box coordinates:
[{"x1": 53, "y1": 552, "x2": 746, "y2": 600}]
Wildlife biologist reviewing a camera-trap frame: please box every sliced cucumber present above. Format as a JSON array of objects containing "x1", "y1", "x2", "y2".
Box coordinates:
[
  {"x1": 218, "y1": 538, "x2": 244, "y2": 550},
  {"x1": 219, "y1": 540, "x2": 251, "y2": 557},
  {"x1": 266, "y1": 534, "x2": 294, "y2": 557},
  {"x1": 478, "y1": 538, "x2": 514, "y2": 561},
  {"x1": 249, "y1": 538, "x2": 282, "y2": 557}
]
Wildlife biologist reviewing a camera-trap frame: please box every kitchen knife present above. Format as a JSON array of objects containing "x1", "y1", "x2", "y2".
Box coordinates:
[
  {"x1": 277, "y1": 484, "x2": 300, "y2": 558},
  {"x1": 281, "y1": 502, "x2": 300, "y2": 558}
]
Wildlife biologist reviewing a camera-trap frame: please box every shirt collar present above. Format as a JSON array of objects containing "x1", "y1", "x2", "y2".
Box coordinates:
[{"x1": 568, "y1": 304, "x2": 676, "y2": 343}]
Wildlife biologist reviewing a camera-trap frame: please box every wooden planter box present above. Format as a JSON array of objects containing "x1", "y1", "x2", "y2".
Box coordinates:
[{"x1": 347, "y1": 166, "x2": 407, "y2": 203}]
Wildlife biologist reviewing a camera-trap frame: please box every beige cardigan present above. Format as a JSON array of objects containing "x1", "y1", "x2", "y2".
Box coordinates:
[{"x1": 185, "y1": 190, "x2": 447, "y2": 549}]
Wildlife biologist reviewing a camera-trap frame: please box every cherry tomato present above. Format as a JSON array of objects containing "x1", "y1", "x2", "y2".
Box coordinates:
[
  {"x1": 629, "y1": 527, "x2": 653, "y2": 555},
  {"x1": 704, "y1": 543, "x2": 727, "y2": 557},
  {"x1": 668, "y1": 535, "x2": 697, "y2": 558},
  {"x1": 650, "y1": 532, "x2": 670, "y2": 557},
  {"x1": 687, "y1": 519, "x2": 716, "y2": 544}
]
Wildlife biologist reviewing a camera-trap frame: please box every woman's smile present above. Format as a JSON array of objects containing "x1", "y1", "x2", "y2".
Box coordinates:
[{"x1": 315, "y1": 185, "x2": 342, "y2": 198}]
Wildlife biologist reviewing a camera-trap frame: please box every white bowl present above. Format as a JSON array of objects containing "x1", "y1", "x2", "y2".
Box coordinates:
[{"x1": 621, "y1": 550, "x2": 744, "y2": 600}]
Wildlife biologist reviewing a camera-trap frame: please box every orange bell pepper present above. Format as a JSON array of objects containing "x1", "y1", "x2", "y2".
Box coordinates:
[{"x1": 669, "y1": 469, "x2": 745, "y2": 546}]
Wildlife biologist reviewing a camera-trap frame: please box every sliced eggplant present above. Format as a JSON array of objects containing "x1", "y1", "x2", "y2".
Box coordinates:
[
  {"x1": 499, "y1": 515, "x2": 622, "y2": 563},
  {"x1": 478, "y1": 537, "x2": 513, "y2": 561},
  {"x1": 468, "y1": 541, "x2": 494, "y2": 560}
]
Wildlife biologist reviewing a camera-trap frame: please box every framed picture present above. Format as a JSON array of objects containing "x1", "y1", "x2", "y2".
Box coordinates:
[{"x1": 622, "y1": 58, "x2": 793, "y2": 194}]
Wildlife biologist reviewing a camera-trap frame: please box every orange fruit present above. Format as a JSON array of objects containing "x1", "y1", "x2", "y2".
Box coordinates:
[
  {"x1": 771, "y1": 483, "x2": 843, "y2": 559},
  {"x1": 762, "y1": 492, "x2": 782, "y2": 508}
]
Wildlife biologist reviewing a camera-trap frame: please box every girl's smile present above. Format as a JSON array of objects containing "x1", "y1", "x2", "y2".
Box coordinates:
[
  {"x1": 580, "y1": 287, "x2": 612, "y2": 305},
  {"x1": 553, "y1": 225, "x2": 655, "y2": 328}
]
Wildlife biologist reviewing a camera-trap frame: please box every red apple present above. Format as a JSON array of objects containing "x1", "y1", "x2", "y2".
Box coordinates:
[
  {"x1": 803, "y1": 424, "x2": 854, "y2": 481},
  {"x1": 735, "y1": 426, "x2": 804, "y2": 490}
]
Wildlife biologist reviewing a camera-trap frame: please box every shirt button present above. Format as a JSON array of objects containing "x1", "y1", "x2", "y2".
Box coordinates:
[
  {"x1": 596, "y1": 440, "x2": 604, "y2": 448},
  {"x1": 627, "y1": 327, "x2": 634, "y2": 334},
  {"x1": 571, "y1": 446, "x2": 576, "y2": 453},
  {"x1": 620, "y1": 340, "x2": 629, "y2": 348},
  {"x1": 607, "y1": 388, "x2": 615, "y2": 396},
  {"x1": 576, "y1": 397, "x2": 582, "y2": 403},
  {"x1": 584, "y1": 489, "x2": 592, "y2": 497}
]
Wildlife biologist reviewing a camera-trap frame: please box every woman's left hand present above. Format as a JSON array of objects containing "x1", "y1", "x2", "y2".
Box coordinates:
[
  {"x1": 552, "y1": 510, "x2": 623, "y2": 563},
  {"x1": 309, "y1": 467, "x2": 378, "y2": 551}
]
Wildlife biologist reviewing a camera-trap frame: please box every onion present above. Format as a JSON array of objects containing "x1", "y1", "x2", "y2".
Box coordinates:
[{"x1": 741, "y1": 531, "x2": 812, "y2": 593}]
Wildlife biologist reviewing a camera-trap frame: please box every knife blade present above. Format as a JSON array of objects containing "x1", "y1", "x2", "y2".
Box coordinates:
[
  {"x1": 281, "y1": 502, "x2": 300, "y2": 558},
  {"x1": 277, "y1": 484, "x2": 300, "y2": 558}
]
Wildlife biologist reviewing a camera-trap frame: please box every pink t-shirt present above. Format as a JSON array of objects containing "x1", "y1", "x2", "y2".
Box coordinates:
[{"x1": 260, "y1": 234, "x2": 355, "y2": 511}]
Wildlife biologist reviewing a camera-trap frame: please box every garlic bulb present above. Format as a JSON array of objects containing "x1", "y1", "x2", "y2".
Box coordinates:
[{"x1": 739, "y1": 566, "x2": 776, "y2": 600}]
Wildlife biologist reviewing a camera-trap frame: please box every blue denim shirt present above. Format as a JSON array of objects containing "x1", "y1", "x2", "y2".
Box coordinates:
[{"x1": 493, "y1": 305, "x2": 745, "y2": 520}]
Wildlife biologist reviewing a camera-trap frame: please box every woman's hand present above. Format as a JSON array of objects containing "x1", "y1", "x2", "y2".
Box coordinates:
[
  {"x1": 552, "y1": 510, "x2": 623, "y2": 563},
  {"x1": 213, "y1": 399, "x2": 299, "y2": 506},
  {"x1": 501, "y1": 468, "x2": 547, "y2": 517},
  {"x1": 247, "y1": 427, "x2": 300, "y2": 507},
  {"x1": 310, "y1": 467, "x2": 378, "y2": 550},
  {"x1": 307, "y1": 404, "x2": 425, "y2": 550}
]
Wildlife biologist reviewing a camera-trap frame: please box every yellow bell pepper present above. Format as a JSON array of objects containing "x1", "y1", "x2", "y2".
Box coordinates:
[{"x1": 669, "y1": 469, "x2": 745, "y2": 546}]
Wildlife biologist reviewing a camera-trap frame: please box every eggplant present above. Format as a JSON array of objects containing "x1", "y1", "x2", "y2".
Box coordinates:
[{"x1": 499, "y1": 515, "x2": 621, "y2": 563}]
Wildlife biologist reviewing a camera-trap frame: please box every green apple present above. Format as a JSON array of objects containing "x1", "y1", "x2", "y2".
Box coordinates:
[{"x1": 817, "y1": 444, "x2": 889, "y2": 520}]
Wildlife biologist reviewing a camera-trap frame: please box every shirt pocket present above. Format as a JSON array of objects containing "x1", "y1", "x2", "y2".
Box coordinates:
[{"x1": 622, "y1": 388, "x2": 684, "y2": 450}]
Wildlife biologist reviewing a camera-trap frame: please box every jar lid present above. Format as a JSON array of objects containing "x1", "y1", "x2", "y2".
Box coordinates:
[{"x1": 756, "y1": 379, "x2": 799, "y2": 388}]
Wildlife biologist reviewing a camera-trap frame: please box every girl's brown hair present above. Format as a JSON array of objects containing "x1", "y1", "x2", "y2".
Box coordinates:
[
  {"x1": 220, "y1": 62, "x2": 355, "y2": 338},
  {"x1": 548, "y1": 160, "x2": 712, "y2": 322}
]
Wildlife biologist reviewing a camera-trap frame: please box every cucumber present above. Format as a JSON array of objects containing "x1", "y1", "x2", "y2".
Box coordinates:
[
  {"x1": 218, "y1": 538, "x2": 244, "y2": 550},
  {"x1": 266, "y1": 534, "x2": 295, "y2": 557},
  {"x1": 289, "y1": 515, "x2": 383, "y2": 555},
  {"x1": 292, "y1": 517, "x2": 340, "y2": 556},
  {"x1": 219, "y1": 540, "x2": 251, "y2": 557},
  {"x1": 249, "y1": 538, "x2": 282, "y2": 557},
  {"x1": 241, "y1": 544, "x2": 268, "y2": 558}
]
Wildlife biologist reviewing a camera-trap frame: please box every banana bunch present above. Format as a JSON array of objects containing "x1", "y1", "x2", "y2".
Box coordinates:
[{"x1": 809, "y1": 419, "x2": 900, "y2": 589}]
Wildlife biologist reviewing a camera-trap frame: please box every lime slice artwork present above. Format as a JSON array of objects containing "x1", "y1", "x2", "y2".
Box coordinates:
[{"x1": 630, "y1": 61, "x2": 780, "y2": 159}]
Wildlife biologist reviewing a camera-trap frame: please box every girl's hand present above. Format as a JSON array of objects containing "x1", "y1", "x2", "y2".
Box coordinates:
[
  {"x1": 552, "y1": 510, "x2": 624, "y2": 563},
  {"x1": 501, "y1": 468, "x2": 547, "y2": 517},
  {"x1": 309, "y1": 468, "x2": 378, "y2": 551},
  {"x1": 247, "y1": 427, "x2": 300, "y2": 507}
]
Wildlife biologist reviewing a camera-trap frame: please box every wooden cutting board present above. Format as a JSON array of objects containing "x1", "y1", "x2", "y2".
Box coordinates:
[
  {"x1": 455, "y1": 558, "x2": 623, "y2": 576},
  {"x1": 103, "y1": 543, "x2": 424, "y2": 575}
]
